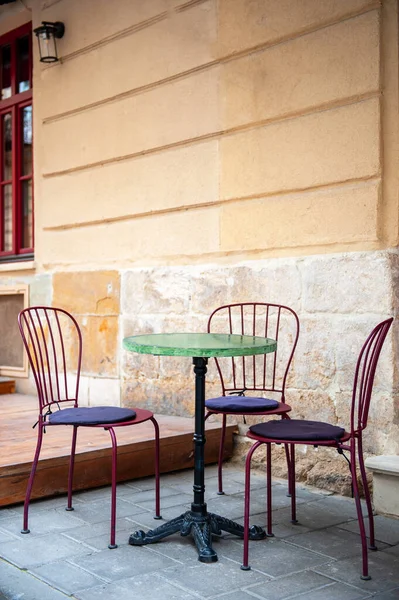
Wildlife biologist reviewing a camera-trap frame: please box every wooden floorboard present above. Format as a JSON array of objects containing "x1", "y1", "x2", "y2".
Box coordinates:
[{"x1": 0, "y1": 394, "x2": 237, "y2": 506}]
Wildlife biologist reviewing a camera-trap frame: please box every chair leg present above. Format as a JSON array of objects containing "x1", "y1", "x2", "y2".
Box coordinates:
[
  {"x1": 108, "y1": 427, "x2": 118, "y2": 549},
  {"x1": 284, "y1": 443, "x2": 292, "y2": 497},
  {"x1": 266, "y1": 443, "x2": 274, "y2": 537},
  {"x1": 66, "y1": 425, "x2": 78, "y2": 511},
  {"x1": 21, "y1": 424, "x2": 44, "y2": 534},
  {"x1": 241, "y1": 440, "x2": 262, "y2": 570},
  {"x1": 350, "y1": 440, "x2": 370, "y2": 580},
  {"x1": 217, "y1": 414, "x2": 227, "y2": 495},
  {"x1": 357, "y1": 436, "x2": 376, "y2": 551},
  {"x1": 290, "y1": 444, "x2": 297, "y2": 524},
  {"x1": 151, "y1": 417, "x2": 162, "y2": 519},
  {"x1": 282, "y1": 415, "x2": 292, "y2": 497}
]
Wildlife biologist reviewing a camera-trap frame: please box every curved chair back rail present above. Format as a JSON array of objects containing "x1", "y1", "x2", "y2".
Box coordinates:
[
  {"x1": 18, "y1": 306, "x2": 82, "y2": 413},
  {"x1": 18, "y1": 306, "x2": 160, "y2": 549},
  {"x1": 208, "y1": 302, "x2": 300, "y2": 399},
  {"x1": 351, "y1": 318, "x2": 392, "y2": 436},
  {"x1": 242, "y1": 317, "x2": 393, "y2": 580},
  {"x1": 205, "y1": 302, "x2": 300, "y2": 495}
]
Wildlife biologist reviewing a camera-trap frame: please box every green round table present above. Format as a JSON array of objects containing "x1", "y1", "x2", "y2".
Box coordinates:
[{"x1": 123, "y1": 332, "x2": 277, "y2": 563}]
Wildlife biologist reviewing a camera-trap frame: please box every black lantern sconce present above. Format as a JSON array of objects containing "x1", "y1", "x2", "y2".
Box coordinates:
[{"x1": 33, "y1": 21, "x2": 65, "y2": 63}]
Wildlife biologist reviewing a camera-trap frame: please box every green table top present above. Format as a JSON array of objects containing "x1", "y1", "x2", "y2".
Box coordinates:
[{"x1": 123, "y1": 332, "x2": 277, "y2": 358}]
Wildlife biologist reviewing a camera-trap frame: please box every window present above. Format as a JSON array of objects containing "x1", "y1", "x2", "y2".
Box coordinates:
[
  {"x1": 0, "y1": 284, "x2": 29, "y2": 377},
  {"x1": 0, "y1": 23, "x2": 33, "y2": 261}
]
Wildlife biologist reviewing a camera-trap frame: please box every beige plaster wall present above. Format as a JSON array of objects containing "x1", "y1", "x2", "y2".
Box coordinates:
[
  {"x1": 0, "y1": 1, "x2": 31, "y2": 35},
  {"x1": 0, "y1": 0, "x2": 396, "y2": 269},
  {"x1": 17, "y1": 0, "x2": 395, "y2": 269}
]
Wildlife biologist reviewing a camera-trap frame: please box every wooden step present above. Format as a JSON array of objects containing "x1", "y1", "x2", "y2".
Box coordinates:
[
  {"x1": 0, "y1": 394, "x2": 237, "y2": 506},
  {"x1": 0, "y1": 377, "x2": 15, "y2": 395}
]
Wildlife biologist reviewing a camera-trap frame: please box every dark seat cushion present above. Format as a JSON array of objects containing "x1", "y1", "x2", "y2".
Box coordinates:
[
  {"x1": 205, "y1": 396, "x2": 280, "y2": 412},
  {"x1": 49, "y1": 406, "x2": 137, "y2": 426},
  {"x1": 250, "y1": 419, "x2": 345, "y2": 441}
]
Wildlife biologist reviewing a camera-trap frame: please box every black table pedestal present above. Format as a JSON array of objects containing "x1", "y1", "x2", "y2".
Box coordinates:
[
  {"x1": 128, "y1": 357, "x2": 266, "y2": 562},
  {"x1": 129, "y1": 509, "x2": 266, "y2": 563}
]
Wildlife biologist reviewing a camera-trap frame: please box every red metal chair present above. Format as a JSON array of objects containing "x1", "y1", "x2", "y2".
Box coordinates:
[
  {"x1": 205, "y1": 302, "x2": 300, "y2": 494},
  {"x1": 18, "y1": 306, "x2": 161, "y2": 549},
  {"x1": 242, "y1": 317, "x2": 393, "y2": 580}
]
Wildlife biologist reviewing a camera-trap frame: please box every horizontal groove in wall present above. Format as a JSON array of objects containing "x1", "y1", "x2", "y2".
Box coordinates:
[
  {"x1": 40, "y1": 240, "x2": 386, "y2": 272},
  {"x1": 176, "y1": 0, "x2": 210, "y2": 12},
  {"x1": 53, "y1": 0, "x2": 209, "y2": 66},
  {"x1": 43, "y1": 91, "x2": 381, "y2": 179},
  {"x1": 43, "y1": 2, "x2": 380, "y2": 125},
  {"x1": 59, "y1": 12, "x2": 168, "y2": 64},
  {"x1": 43, "y1": 175, "x2": 380, "y2": 232},
  {"x1": 43, "y1": 60, "x2": 220, "y2": 125},
  {"x1": 42, "y1": 0, "x2": 63, "y2": 8}
]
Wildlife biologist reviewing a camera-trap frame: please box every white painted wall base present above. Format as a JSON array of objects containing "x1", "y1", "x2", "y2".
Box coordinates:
[{"x1": 365, "y1": 455, "x2": 399, "y2": 518}]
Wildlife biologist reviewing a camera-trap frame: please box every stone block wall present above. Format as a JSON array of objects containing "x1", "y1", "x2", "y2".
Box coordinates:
[
  {"x1": 120, "y1": 250, "x2": 397, "y2": 455},
  {"x1": 24, "y1": 0, "x2": 395, "y2": 269},
  {"x1": 119, "y1": 249, "x2": 398, "y2": 492}
]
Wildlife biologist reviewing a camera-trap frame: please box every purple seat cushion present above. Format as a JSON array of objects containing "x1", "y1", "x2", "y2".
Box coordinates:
[
  {"x1": 205, "y1": 396, "x2": 280, "y2": 412},
  {"x1": 250, "y1": 419, "x2": 345, "y2": 441},
  {"x1": 49, "y1": 406, "x2": 136, "y2": 426}
]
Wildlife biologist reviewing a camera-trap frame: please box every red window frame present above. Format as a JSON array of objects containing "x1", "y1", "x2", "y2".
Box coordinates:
[{"x1": 0, "y1": 22, "x2": 33, "y2": 260}]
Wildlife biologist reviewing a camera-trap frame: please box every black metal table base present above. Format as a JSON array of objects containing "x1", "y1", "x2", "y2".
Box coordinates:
[
  {"x1": 129, "y1": 357, "x2": 266, "y2": 563},
  {"x1": 129, "y1": 510, "x2": 266, "y2": 563}
]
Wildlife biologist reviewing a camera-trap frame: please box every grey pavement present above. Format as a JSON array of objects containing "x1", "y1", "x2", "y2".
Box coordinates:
[{"x1": 0, "y1": 464, "x2": 398, "y2": 599}]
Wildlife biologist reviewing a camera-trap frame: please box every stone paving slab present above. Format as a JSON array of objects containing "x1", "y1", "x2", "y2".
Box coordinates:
[
  {"x1": 0, "y1": 509, "x2": 18, "y2": 522},
  {"x1": 246, "y1": 570, "x2": 367, "y2": 600},
  {"x1": 338, "y1": 514, "x2": 399, "y2": 546},
  {"x1": 30, "y1": 560, "x2": 106, "y2": 596},
  {"x1": 313, "y1": 549, "x2": 399, "y2": 594},
  {"x1": 368, "y1": 589, "x2": 399, "y2": 599},
  {"x1": 0, "y1": 532, "x2": 95, "y2": 569},
  {"x1": 283, "y1": 526, "x2": 389, "y2": 560},
  {"x1": 0, "y1": 530, "x2": 16, "y2": 544},
  {"x1": 0, "y1": 466, "x2": 398, "y2": 599},
  {"x1": 0, "y1": 559, "x2": 69, "y2": 600},
  {"x1": 0, "y1": 508, "x2": 86, "y2": 538},
  {"x1": 125, "y1": 505, "x2": 189, "y2": 531},
  {"x1": 59, "y1": 497, "x2": 155, "y2": 525},
  {"x1": 219, "y1": 537, "x2": 332, "y2": 577},
  {"x1": 129, "y1": 491, "x2": 192, "y2": 512},
  {"x1": 270, "y1": 498, "x2": 362, "y2": 530},
  {"x1": 63, "y1": 519, "x2": 138, "y2": 551},
  {"x1": 287, "y1": 583, "x2": 371, "y2": 600},
  {"x1": 10, "y1": 495, "x2": 85, "y2": 514},
  {"x1": 69, "y1": 544, "x2": 179, "y2": 582},
  {"x1": 74, "y1": 571, "x2": 201, "y2": 600},
  {"x1": 153, "y1": 559, "x2": 270, "y2": 598}
]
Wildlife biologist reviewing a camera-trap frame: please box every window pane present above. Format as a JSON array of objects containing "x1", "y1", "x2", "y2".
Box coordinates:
[
  {"x1": 21, "y1": 179, "x2": 32, "y2": 248},
  {"x1": 17, "y1": 36, "x2": 30, "y2": 93},
  {"x1": 2, "y1": 113, "x2": 12, "y2": 181},
  {"x1": 1, "y1": 45, "x2": 11, "y2": 100},
  {"x1": 21, "y1": 106, "x2": 32, "y2": 176},
  {"x1": 2, "y1": 183, "x2": 12, "y2": 251}
]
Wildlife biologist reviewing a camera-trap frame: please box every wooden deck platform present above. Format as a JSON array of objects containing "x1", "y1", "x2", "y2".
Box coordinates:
[{"x1": 0, "y1": 394, "x2": 237, "y2": 507}]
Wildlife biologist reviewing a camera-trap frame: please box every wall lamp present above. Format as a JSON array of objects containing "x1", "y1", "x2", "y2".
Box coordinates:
[{"x1": 33, "y1": 21, "x2": 65, "y2": 63}]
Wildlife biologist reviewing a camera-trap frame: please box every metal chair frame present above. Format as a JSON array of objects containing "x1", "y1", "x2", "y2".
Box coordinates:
[
  {"x1": 205, "y1": 302, "x2": 300, "y2": 494},
  {"x1": 242, "y1": 317, "x2": 393, "y2": 580},
  {"x1": 18, "y1": 306, "x2": 161, "y2": 549}
]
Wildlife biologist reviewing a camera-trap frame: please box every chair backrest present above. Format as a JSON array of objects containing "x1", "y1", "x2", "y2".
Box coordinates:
[
  {"x1": 351, "y1": 317, "x2": 393, "y2": 435},
  {"x1": 18, "y1": 306, "x2": 82, "y2": 414},
  {"x1": 208, "y1": 302, "x2": 300, "y2": 401}
]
